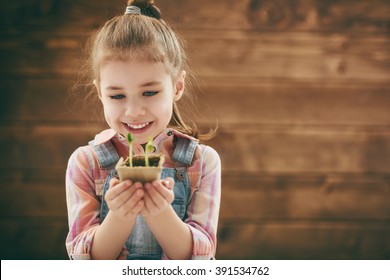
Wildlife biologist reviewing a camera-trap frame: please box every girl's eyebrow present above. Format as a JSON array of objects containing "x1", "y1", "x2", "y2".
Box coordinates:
[
  {"x1": 105, "y1": 85, "x2": 123, "y2": 91},
  {"x1": 139, "y1": 81, "x2": 162, "y2": 87},
  {"x1": 104, "y1": 81, "x2": 162, "y2": 91}
]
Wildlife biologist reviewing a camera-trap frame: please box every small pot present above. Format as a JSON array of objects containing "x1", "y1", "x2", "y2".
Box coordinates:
[{"x1": 115, "y1": 155, "x2": 165, "y2": 183}]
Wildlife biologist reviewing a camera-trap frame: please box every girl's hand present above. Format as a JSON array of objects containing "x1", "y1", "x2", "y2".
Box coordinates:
[
  {"x1": 104, "y1": 178, "x2": 144, "y2": 221},
  {"x1": 141, "y1": 177, "x2": 175, "y2": 217}
]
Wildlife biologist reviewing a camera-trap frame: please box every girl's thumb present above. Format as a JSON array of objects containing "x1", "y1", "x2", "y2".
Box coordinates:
[
  {"x1": 162, "y1": 177, "x2": 174, "y2": 190},
  {"x1": 109, "y1": 177, "x2": 120, "y2": 188}
]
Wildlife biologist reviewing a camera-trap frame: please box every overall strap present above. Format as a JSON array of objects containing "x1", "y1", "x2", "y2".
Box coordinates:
[
  {"x1": 172, "y1": 137, "x2": 198, "y2": 165},
  {"x1": 171, "y1": 137, "x2": 198, "y2": 181},
  {"x1": 88, "y1": 140, "x2": 120, "y2": 169},
  {"x1": 90, "y1": 139, "x2": 120, "y2": 223}
]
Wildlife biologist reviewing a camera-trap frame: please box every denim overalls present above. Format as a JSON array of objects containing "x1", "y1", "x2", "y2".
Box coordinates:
[{"x1": 89, "y1": 135, "x2": 198, "y2": 260}]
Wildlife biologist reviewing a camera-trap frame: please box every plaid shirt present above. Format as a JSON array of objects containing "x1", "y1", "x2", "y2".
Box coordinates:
[{"x1": 65, "y1": 128, "x2": 221, "y2": 259}]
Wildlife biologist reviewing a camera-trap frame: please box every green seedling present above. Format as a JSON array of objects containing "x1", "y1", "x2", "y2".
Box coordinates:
[
  {"x1": 127, "y1": 132, "x2": 134, "y2": 167},
  {"x1": 145, "y1": 137, "x2": 155, "y2": 167}
]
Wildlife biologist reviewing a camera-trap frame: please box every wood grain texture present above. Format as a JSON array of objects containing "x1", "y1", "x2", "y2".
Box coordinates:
[
  {"x1": 2, "y1": 0, "x2": 389, "y2": 32},
  {"x1": 216, "y1": 221, "x2": 390, "y2": 259},
  {"x1": 0, "y1": 218, "x2": 69, "y2": 260},
  {"x1": 0, "y1": 0, "x2": 389, "y2": 260},
  {"x1": 2, "y1": 31, "x2": 389, "y2": 81},
  {"x1": 209, "y1": 128, "x2": 390, "y2": 173}
]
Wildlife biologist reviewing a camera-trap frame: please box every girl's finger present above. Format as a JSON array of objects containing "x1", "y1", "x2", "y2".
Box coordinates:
[
  {"x1": 110, "y1": 184, "x2": 142, "y2": 209},
  {"x1": 145, "y1": 183, "x2": 166, "y2": 207},
  {"x1": 141, "y1": 189, "x2": 154, "y2": 215},
  {"x1": 162, "y1": 177, "x2": 174, "y2": 190},
  {"x1": 109, "y1": 177, "x2": 120, "y2": 188},
  {"x1": 126, "y1": 199, "x2": 144, "y2": 216},
  {"x1": 105, "y1": 180, "x2": 135, "y2": 201},
  {"x1": 121, "y1": 188, "x2": 144, "y2": 214},
  {"x1": 152, "y1": 180, "x2": 172, "y2": 200},
  {"x1": 142, "y1": 185, "x2": 156, "y2": 210}
]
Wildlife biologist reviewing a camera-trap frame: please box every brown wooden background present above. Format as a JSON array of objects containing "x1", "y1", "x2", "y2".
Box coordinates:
[{"x1": 1, "y1": 0, "x2": 389, "y2": 260}]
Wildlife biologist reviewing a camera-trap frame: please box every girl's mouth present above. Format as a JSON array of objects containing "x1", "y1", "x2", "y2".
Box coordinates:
[{"x1": 124, "y1": 121, "x2": 152, "y2": 134}]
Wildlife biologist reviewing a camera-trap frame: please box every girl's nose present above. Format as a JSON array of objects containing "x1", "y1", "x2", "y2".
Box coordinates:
[{"x1": 125, "y1": 98, "x2": 146, "y2": 117}]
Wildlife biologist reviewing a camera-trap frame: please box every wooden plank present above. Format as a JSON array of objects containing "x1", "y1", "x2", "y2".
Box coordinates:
[
  {"x1": 0, "y1": 50, "x2": 76, "y2": 77},
  {"x1": 185, "y1": 31, "x2": 390, "y2": 81},
  {"x1": 245, "y1": 0, "x2": 390, "y2": 32},
  {"x1": 207, "y1": 127, "x2": 390, "y2": 173},
  {"x1": 2, "y1": 79, "x2": 390, "y2": 126},
  {"x1": 2, "y1": 124, "x2": 390, "y2": 173},
  {"x1": 198, "y1": 82, "x2": 390, "y2": 126},
  {"x1": 0, "y1": 78, "x2": 103, "y2": 123},
  {"x1": 220, "y1": 174, "x2": 390, "y2": 221},
  {"x1": 1, "y1": 0, "x2": 389, "y2": 32},
  {"x1": 0, "y1": 218, "x2": 69, "y2": 260},
  {"x1": 0, "y1": 167, "x2": 66, "y2": 185},
  {"x1": 1, "y1": 31, "x2": 389, "y2": 81},
  {"x1": 0, "y1": 124, "x2": 103, "y2": 169},
  {"x1": 0, "y1": 184, "x2": 67, "y2": 218},
  {"x1": 216, "y1": 221, "x2": 390, "y2": 259},
  {"x1": 0, "y1": 78, "x2": 78, "y2": 122},
  {"x1": 0, "y1": 0, "x2": 123, "y2": 31}
]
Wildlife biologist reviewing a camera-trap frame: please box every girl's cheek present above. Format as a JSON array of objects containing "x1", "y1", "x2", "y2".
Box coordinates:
[{"x1": 106, "y1": 105, "x2": 121, "y2": 117}]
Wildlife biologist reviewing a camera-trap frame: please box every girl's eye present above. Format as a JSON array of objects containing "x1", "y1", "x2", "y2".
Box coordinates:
[
  {"x1": 110, "y1": 94, "x2": 126, "y2": 100},
  {"x1": 143, "y1": 91, "x2": 158, "y2": 97}
]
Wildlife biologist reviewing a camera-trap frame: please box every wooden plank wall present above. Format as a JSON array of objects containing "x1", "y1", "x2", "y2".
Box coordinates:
[{"x1": 0, "y1": 0, "x2": 389, "y2": 259}]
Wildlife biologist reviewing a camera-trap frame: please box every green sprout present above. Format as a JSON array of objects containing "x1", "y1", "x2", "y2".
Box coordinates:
[
  {"x1": 145, "y1": 137, "x2": 155, "y2": 167},
  {"x1": 127, "y1": 132, "x2": 134, "y2": 167}
]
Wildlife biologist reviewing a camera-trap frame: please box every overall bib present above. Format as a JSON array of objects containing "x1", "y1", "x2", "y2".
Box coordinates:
[{"x1": 90, "y1": 136, "x2": 197, "y2": 260}]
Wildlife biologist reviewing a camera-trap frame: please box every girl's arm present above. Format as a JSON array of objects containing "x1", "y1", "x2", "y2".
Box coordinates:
[
  {"x1": 65, "y1": 147, "x2": 103, "y2": 260},
  {"x1": 143, "y1": 179, "x2": 193, "y2": 260},
  {"x1": 66, "y1": 147, "x2": 142, "y2": 260},
  {"x1": 90, "y1": 179, "x2": 144, "y2": 260},
  {"x1": 142, "y1": 145, "x2": 221, "y2": 260},
  {"x1": 183, "y1": 145, "x2": 221, "y2": 259},
  {"x1": 90, "y1": 210, "x2": 136, "y2": 259}
]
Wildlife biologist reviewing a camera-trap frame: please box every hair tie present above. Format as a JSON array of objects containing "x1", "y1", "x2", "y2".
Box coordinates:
[{"x1": 125, "y1": 6, "x2": 141, "y2": 15}]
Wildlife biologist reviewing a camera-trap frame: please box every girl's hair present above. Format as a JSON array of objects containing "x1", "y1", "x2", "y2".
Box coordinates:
[{"x1": 74, "y1": 0, "x2": 216, "y2": 141}]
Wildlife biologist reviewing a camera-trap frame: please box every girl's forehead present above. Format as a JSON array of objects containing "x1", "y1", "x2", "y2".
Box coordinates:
[
  {"x1": 102, "y1": 57, "x2": 161, "y2": 67},
  {"x1": 100, "y1": 59, "x2": 167, "y2": 75},
  {"x1": 100, "y1": 58, "x2": 171, "y2": 76},
  {"x1": 99, "y1": 59, "x2": 173, "y2": 86}
]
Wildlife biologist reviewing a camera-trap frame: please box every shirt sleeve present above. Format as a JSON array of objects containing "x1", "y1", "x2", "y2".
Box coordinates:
[
  {"x1": 185, "y1": 145, "x2": 222, "y2": 259},
  {"x1": 65, "y1": 147, "x2": 127, "y2": 260}
]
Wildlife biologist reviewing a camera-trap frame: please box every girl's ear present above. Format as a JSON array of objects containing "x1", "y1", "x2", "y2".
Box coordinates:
[
  {"x1": 174, "y1": 70, "x2": 186, "y2": 101},
  {"x1": 93, "y1": 79, "x2": 102, "y2": 99}
]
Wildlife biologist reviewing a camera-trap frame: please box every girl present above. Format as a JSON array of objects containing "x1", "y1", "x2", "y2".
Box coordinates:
[{"x1": 65, "y1": 0, "x2": 221, "y2": 260}]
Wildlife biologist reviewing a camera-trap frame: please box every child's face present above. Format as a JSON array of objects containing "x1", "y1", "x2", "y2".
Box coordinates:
[{"x1": 96, "y1": 59, "x2": 184, "y2": 144}]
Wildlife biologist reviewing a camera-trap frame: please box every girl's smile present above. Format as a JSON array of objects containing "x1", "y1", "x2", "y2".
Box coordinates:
[{"x1": 123, "y1": 121, "x2": 153, "y2": 135}]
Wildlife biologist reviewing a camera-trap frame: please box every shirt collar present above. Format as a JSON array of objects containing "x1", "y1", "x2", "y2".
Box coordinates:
[
  {"x1": 92, "y1": 129, "x2": 117, "y2": 146},
  {"x1": 92, "y1": 128, "x2": 198, "y2": 147}
]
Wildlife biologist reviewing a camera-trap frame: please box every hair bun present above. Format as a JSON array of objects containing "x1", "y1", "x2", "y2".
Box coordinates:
[{"x1": 128, "y1": 0, "x2": 162, "y2": 19}]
